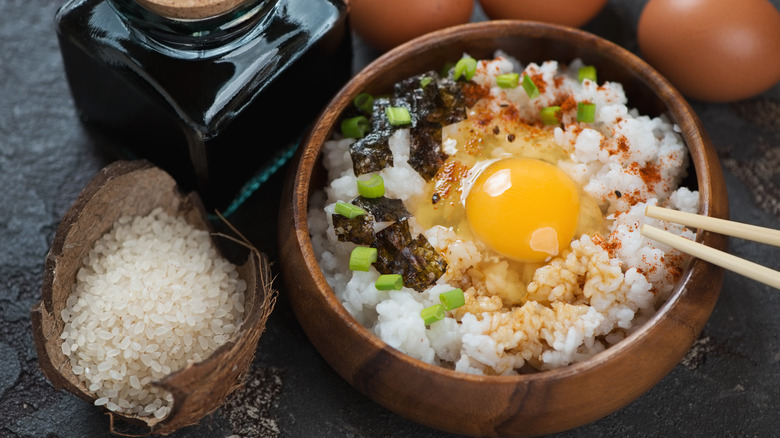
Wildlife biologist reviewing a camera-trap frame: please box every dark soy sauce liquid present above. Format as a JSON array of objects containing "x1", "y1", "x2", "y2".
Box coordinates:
[{"x1": 56, "y1": 0, "x2": 351, "y2": 210}]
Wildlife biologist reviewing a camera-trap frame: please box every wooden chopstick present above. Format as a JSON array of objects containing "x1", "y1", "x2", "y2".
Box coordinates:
[
  {"x1": 641, "y1": 205, "x2": 780, "y2": 289},
  {"x1": 645, "y1": 205, "x2": 780, "y2": 247},
  {"x1": 641, "y1": 224, "x2": 780, "y2": 289}
]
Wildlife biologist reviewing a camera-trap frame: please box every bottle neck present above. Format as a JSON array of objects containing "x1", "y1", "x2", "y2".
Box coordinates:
[{"x1": 108, "y1": 0, "x2": 278, "y2": 52}]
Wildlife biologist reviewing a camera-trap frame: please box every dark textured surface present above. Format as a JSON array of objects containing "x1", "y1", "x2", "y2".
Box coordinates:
[{"x1": 2, "y1": 1, "x2": 779, "y2": 437}]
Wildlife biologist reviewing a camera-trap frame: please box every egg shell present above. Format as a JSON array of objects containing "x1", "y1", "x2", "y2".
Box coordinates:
[
  {"x1": 477, "y1": 0, "x2": 608, "y2": 28},
  {"x1": 638, "y1": 0, "x2": 780, "y2": 102},
  {"x1": 348, "y1": 0, "x2": 473, "y2": 52}
]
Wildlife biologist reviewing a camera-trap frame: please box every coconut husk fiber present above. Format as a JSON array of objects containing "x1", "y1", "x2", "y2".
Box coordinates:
[{"x1": 31, "y1": 160, "x2": 276, "y2": 435}]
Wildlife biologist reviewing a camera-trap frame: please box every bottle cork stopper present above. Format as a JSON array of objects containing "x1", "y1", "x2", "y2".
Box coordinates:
[{"x1": 134, "y1": 0, "x2": 248, "y2": 20}]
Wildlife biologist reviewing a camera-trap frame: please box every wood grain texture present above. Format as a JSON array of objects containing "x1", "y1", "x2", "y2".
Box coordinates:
[
  {"x1": 31, "y1": 160, "x2": 276, "y2": 436},
  {"x1": 278, "y1": 21, "x2": 727, "y2": 437}
]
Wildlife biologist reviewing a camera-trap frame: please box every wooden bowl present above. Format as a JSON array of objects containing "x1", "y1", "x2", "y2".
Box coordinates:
[
  {"x1": 32, "y1": 160, "x2": 276, "y2": 435},
  {"x1": 278, "y1": 21, "x2": 727, "y2": 437}
]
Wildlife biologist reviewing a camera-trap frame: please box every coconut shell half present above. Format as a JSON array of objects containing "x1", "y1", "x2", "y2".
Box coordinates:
[{"x1": 31, "y1": 160, "x2": 276, "y2": 435}]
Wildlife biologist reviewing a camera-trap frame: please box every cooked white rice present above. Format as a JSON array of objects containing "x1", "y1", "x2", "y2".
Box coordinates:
[
  {"x1": 310, "y1": 54, "x2": 698, "y2": 374},
  {"x1": 60, "y1": 207, "x2": 246, "y2": 418}
]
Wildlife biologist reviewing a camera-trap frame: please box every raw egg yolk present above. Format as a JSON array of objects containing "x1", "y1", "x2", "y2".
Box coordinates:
[{"x1": 465, "y1": 158, "x2": 580, "y2": 262}]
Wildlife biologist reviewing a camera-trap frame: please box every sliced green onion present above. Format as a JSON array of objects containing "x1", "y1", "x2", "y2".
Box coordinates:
[
  {"x1": 356, "y1": 174, "x2": 385, "y2": 198},
  {"x1": 439, "y1": 288, "x2": 465, "y2": 311},
  {"x1": 334, "y1": 201, "x2": 366, "y2": 218},
  {"x1": 421, "y1": 304, "x2": 445, "y2": 325},
  {"x1": 375, "y1": 274, "x2": 403, "y2": 290},
  {"x1": 522, "y1": 74, "x2": 540, "y2": 99},
  {"x1": 385, "y1": 106, "x2": 411, "y2": 126},
  {"x1": 577, "y1": 102, "x2": 596, "y2": 123},
  {"x1": 578, "y1": 65, "x2": 597, "y2": 83},
  {"x1": 341, "y1": 115, "x2": 369, "y2": 138},
  {"x1": 420, "y1": 76, "x2": 433, "y2": 89},
  {"x1": 453, "y1": 56, "x2": 477, "y2": 81},
  {"x1": 349, "y1": 247, "x2": 377, "y2": 272},
  {"x1": 496, "y1": 73, "x2": 520, "y2": 89},
  {"x1": 353, "y1": 92, "x2": 374, "y2": 113},
  {"x1": 540, "y1": 106, "x2": 561, "y2": 125}
]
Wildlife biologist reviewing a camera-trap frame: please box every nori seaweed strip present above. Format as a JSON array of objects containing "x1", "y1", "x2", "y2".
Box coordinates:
[
  {"x1": 350, "y1": 93, "x2": 419, "y2": 176},
  {"x1": 371, "y1": 97, "x2": 393, "y2": 131},
  {"x1": 332, "y1": 213, "x2": 375, "y2": 245},
  {"x1": 409, "y1": 121, "x2": 447, "y2": 181},
  {"x1": 332, "y1": 196, "x2": 410, "y2": 244},
  {"x1": 352, "y1": 196, "x2": 411, "y2": 222},
  {"x1": 405, "y1": 234, "x2": 448, "y2": 291},
  {"x1": 395, "y1": 73, "x2": 467, "y2": 181},
  {"x1": 436, "y1": 79, "x2": 468, "y2": 125},
  {"x1": 395, "y1": 71, "x2": 441, "y2": 125},
  {"x1": 349, "y1": 132, "x2": 393, "y2": 175},
  {"x1": 372, "y1": 218, "x2": 447, "y2": 292},
  {"x1": 394, "y1": 72, "x2": 434, "y2": 98}
]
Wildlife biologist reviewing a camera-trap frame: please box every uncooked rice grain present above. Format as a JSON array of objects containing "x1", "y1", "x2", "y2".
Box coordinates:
[{"x1": 60, "y1": 207, "x2": 246, "y2": 418}]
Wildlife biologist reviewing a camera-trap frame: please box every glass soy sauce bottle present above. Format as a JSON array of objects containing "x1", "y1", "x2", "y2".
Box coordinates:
[{"x1": 55, "y1": 0, "x2": 351, "y2": 211}]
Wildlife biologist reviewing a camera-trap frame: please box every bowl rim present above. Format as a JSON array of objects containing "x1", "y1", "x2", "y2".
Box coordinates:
[{"x1": 289, "y1": 20, "x2": 725, "y2": 383}]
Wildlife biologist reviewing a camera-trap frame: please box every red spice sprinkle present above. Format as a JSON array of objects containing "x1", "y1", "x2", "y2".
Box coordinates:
[
  {"x1": 463, "y1": 130, "x2": 483, "y2": 156},
  {"x1": 500, "y1": 104, "x2": 520, "y2": 122},
  {"x1": 559, "y1": 95, "x2": 577, "y2": 113},
  {"x1": 432, "y1": 160, "x2": 469, "y2": 207},
  {"x1": 641, "y1": 256, "x2": 659, "y2": 277},
  {"x1": 640, "y1": 163, "x2": 662, "y2": 185},
  {"x1": 474, "y1": 116, "x2": 492, "y2": 128},
  {"x1": 616, "y1": 137, "x2": 630, "y2": 154},
  {"x1": 666, "y1": 263, "x2": 683, "y2": 283},
  {"x1": 629, "y1": 161, "x2": 662, "y2": 187},
  {"x1": 569, "y1": 124, "x2": 585, "y2": 136},
  {"x1": 605, "y1": 136, "x2": 630, "y2": 158},
  {"x1": 618, "y1": 189, "x2": 644, "y2": 206},
  {"x1": 461, "y1": 82, "x2": 490, "y2": 107},
  {"x1": 530, "y1": 73, "x2": 547, "y2": 94},
  {"x1": 522, "y1": 125, "x2": 554, "y2": 143},
  {"x1": 663, "y1": 252, "x2": 686, "y2": 283},
  {"x1": 591, "y1": 234, "x2": 622, "y2": 257}
]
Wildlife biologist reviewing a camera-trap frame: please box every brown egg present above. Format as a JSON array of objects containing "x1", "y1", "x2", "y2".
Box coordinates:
[
  {"x1": 638, "y1": 0, "x2": 780, "y2": 102},
  {"x1": 478, "y1": 0, "x2": 608, "y2": 28},
  {"x1": 348, "y1": 0, "x2": 473, "y2": 52}
]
